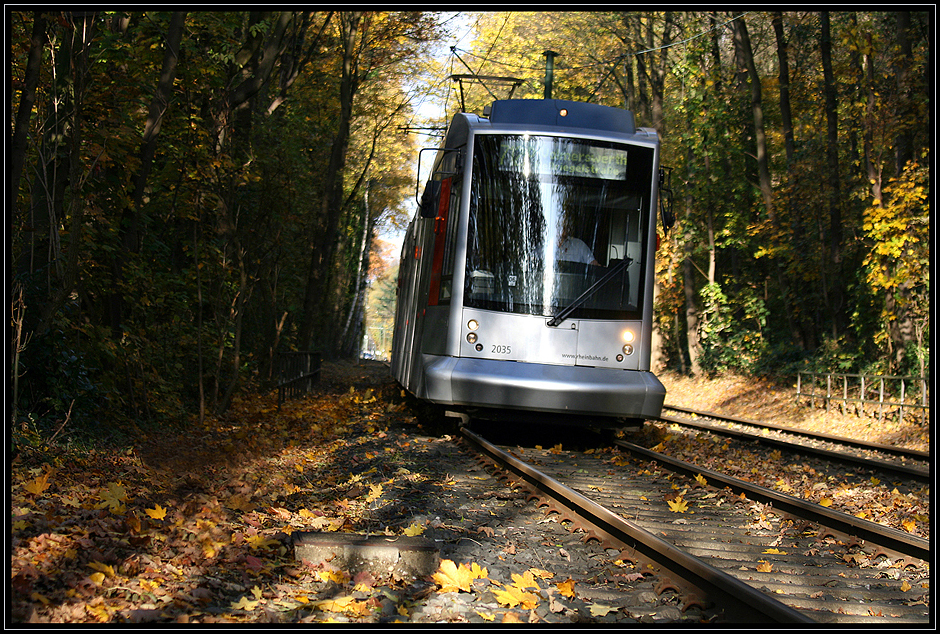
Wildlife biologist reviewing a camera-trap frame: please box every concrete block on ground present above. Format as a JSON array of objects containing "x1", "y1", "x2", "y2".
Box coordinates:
[{"x1": 293, "y1": 532, "x2": 440, "y2": 581}]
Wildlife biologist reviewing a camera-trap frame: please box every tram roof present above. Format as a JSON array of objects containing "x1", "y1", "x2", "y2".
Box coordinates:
[{"x1": 487, "y1": 99, "x2": 636, "y2": 135}]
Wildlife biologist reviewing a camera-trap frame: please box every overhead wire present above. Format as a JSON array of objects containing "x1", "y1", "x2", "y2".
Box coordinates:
[{"x1": 450, "y1": 12, "x2": 750, "y2": 81}]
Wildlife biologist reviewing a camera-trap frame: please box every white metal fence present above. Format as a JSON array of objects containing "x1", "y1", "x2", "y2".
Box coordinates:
[{"x1": 796, "y1": 372, "x2": 930, "y2": 424}]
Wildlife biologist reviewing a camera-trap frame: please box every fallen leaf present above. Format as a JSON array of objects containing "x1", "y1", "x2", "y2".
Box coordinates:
[
  {"x1": 403, "y1": 522, "x2": 425, "y2": 536},
  {"x1": 493, "y1": 585, "x2": 539, "y2": 609},
  {"x1": 88, "y1": 562, "x2": 115, "y2": 578},
  {"x1": 316, "y1": 569, "x2": 349, "y2": 585},
  {"x1": 98, "y1": 482, "x2": 129, "y2": 513},
  {"x1": 590, "y1": 603, "x2": 617, "y2": 617},
  {"x1": 756, "y1": 561, "x2": 773, "y2": 573},
  {"x1": 145, "y1": 504, "x2": 167, "y2": 520},
  {"x1": 510, "y1": 570, "x2": 541, "y2": 591},
  {"x1": 432, "y1": 559, "x2": 478, "y2": 593},
  {"x1": 667, "y1": 496, "x2": 688, "y2": 513},
  {"x1": 556, "y1": 578, "x2": 576, "y2": 599},
  {"x1": 24, "y1": 471, "x2": 52, "y2": 496},
  {"x1": 231, "y1": 595, "x2": 259, "y2": 611}
]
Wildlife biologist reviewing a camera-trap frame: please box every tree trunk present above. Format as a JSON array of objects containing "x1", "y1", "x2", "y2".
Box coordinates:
[
  {"x1": 893, "y1": 11, "x2": 914, "y2": 174},
  {"x1": 772, "y1": 12, "x2": 810, "y2": 349},
  {"x1": 341, "y1": 186, "x2": 373, "y2": 357},
  {"x1": 110, "y1": 11, "x2": 186, "y2": 339},
  {"x1": 299, "y1": 11, "x2": 364, "y2": 352},
  {"x1": 11, "y1": 12, "x2": 47, "y2": 218},
  {"x1": 820, "y1": 11, "x2": 845, "y2": 336},
  {"x1": 35, "y1": 12, "x2": 97, "y2": 337},
  {"x1": 730, "y1": 15, "x2": 774, "y2": 223},
  {"x1": 126, "y1": 11, "x2": 186, "y2": 252},
  {"x1": 863, "y1": 31, "x2": 883, "y2": 206}
]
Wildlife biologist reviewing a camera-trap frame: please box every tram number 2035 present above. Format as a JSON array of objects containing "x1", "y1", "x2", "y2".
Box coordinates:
[{"x1": 490, "y1": 345, "x2": 512, "y2": 355}]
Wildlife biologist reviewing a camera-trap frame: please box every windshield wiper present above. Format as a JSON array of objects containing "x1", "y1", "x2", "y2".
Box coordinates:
[{"x1": 546, "y1": 257, "x2": 633, "y2": 327}]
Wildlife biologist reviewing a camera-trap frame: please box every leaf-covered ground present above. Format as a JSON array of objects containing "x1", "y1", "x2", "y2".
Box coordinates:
[{"x1": 10, "y1": 364, "x2": 930, "y2": 623}]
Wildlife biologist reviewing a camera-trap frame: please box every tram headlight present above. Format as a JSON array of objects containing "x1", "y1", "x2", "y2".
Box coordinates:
[
  {"x1": 467, "y1": 319, "x2": 479, "y2": 331},
  {"x1": 622, "y1": 344, "x2": 634, "y2": 356},
  {"x1": 621, "y1": 329, "x2": 635, "y2": 344}
]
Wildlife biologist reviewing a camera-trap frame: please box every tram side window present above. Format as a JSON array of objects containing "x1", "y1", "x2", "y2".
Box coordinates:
[{"x1": 437, "y1": 182, "x2": 461, "y2": 303}]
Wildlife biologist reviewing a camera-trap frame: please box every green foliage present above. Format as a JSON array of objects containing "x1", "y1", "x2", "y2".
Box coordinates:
[{"x1": 697, "y1": 282, "x2": 771, "y2": 376}]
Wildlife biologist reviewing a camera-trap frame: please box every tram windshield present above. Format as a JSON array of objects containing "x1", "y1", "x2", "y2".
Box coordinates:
[{"x1": 465, "y1": 134, "x2": 654, "y2": 321}]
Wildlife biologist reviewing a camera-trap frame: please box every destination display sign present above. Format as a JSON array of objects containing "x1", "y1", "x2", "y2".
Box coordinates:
[{"x1": 498, "y1": 137, "x2": 628, "y2": 181}]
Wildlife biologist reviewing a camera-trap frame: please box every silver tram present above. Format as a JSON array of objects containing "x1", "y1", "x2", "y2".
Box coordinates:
[{"x1": 392, "y1": 98, "x2": 668, "y2": 427}]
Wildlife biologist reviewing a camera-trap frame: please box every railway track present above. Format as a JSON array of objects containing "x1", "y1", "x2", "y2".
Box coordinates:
[
  {"x1": 459, "y1": 424, "x2": 930, "y2": 624},
  {"x1": 659, "y1": 404, "x2": 930, "y2": 482}
]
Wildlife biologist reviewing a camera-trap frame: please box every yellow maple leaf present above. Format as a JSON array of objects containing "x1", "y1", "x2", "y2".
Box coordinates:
[
  {"x1": 24, "y1": 471, "x2": 52, "y2": 496},
  {"x1": 87, "y1": 562, "x2": 115, "y2": 578},
  {"x1": 316, "y1": 569, "x2": 350, "y2": 585},
  {"x1": 902, "y1": 519, "x2": 916, "y2": 533},
  {"x1": 762, "y1": 548, "x2": 787, "y2": 555},
  {"x1": 365, "y1": 483, "x2": 384, "y2": 503},
  {"x1": 870, "y1": 476, "x2": 881, "y2": 486},
  {"x1": 145, "y1": 504, "x2": 167, "y2": 520},
  {"x1": 432, "y1": 559, "x2": 477, "y2": 593},
  {"x1": 403, "y1": 521, "x2": 425, "y2": 536},
  {"x1": 694, "y1": 473, "x2": 708, "y2": 487},
  {"x1": 89, "y1": 572, "x2": 106, "y2": 585},
  {"x1": 476, "y1": 610, "x2": 496, "y2": 621},
  {"x1": 818, "y1": 498, "x2": 833, "y2": 508},
  {"x1": 471, "y1": 562, "x2": 489, "y2": 580},
  {"x1": 312, "y1": 595, "x2": 357, "y2": 612},
  {"x1": 230, "y1": 595, "x2": 259, "y2": 611},
  {"x1": 900, "y1": 580, "x2": 912, "y2": 592},
  {"x1": 511, "y1": 570, "x2": 540, "y2": 591},
  {"x1": 756, "y1": 561, "x2": 773, "y2": 573},
  {"x1": 493, "y1": 585, "x2": 539, "y2": 609},
  {"x1": 98, "y1": 482, "x2": 129, "y2": 513},
  {"x1": 667, "y1": 496, "x2": 688, "y2": 513},
  {"x1": 246, "y1": 533, "x2": 280, "y2": 551},
  {"x1": 556, "y1": 578, "x2": 577, "y2": 599},
  {"x1": 529, "y1": 567, "x2": 554, "y2": 580},
  {"x1": 86, "y1": 604, "x2": 110, "y2": 622}
]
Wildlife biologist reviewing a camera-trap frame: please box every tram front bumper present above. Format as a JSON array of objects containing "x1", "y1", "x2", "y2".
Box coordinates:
[{"x1": 421, "y1": 355, "x2": 665, "y2": 420}]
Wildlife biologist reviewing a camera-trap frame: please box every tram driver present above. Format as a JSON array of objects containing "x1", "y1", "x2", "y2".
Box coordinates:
[{"x1": 557, "y1": 202, "x2": 600, "y2": 266}]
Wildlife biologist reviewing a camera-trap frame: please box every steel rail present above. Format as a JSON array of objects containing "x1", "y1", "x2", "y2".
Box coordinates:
[
  {"x1": 460, "y1": 427, "x2": 815, "y2": 623},
  {"x1": 662, "y1": 404, "x2": 929, "y2": 460},
  {"x1": 613, "y1": 438, "x2": 930, "y2": 564},
  {"x1": 657, "y1": 410, "x2": 930, "y2": 482}
]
